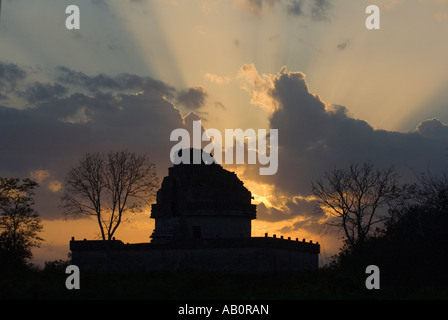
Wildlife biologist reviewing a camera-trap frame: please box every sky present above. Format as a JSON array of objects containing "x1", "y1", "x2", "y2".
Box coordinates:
[{"x1": 1, "y1": 0, "x2": 448, "y2": 266}]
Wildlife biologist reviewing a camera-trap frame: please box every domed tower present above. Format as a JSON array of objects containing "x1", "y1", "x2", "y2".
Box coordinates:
[{"x1": 150, "y1": 149, "x2": 256, "y2": 244}]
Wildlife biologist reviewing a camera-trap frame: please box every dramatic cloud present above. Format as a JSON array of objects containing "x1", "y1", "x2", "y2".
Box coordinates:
[
  {"x1": 20, "y1": 82, "x2": 68, "y2": 104},
  {"x1": 176, "y1": 86, "x2": 208, "y2": 110},
  {"x1": 0, "y1": 63, "x2": 201, "y2": 220},
  {"x1": 416, "y1": 118, "x2": 448, "y2": 138},
  {"x1": 256, "y1": 195, "x2": 324, "y2": 222},
  {"x1": 55, "y1": 66, "x2": 175, "y2": 97},
  {"x1": 2, "y1": 61, "x2": 448, "y2": 243},
  {"x1": 238, "y1": 66, "x2": 448, "y2": 226},
  {"x1": 0, "y1": 62, "x2": 26, "y2": 91},
  {"x1": 237, "y1": 63, "x2": 277, "y2": 113}
]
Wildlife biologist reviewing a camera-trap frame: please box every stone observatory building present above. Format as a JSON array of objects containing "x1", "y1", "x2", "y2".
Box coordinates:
[
  {"x1": 150, "y1": 149, "x2": 256, "y2": 244},
  {"x1": 70, "y1": 149, "x2": 320, "y2": 273}
]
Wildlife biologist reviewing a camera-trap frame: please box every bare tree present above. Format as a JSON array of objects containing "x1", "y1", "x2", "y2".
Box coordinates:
[
  {"x1": 411, "y1": 170, "x2": 448, "y2": 211},
  {"x1": 312, "y1": 162, "x2": 400, "y2": 248},
  {"x1": 61, "y1": 151, "x2": 159, "y2": 240}
]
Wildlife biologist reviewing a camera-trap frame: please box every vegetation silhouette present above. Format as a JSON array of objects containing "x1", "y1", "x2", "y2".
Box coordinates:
[
  {"x1": 1, "y1": 162, "x2": 448, "y2": 299},
  {"x1": 0, "y1": 177, "x2": 43, "y2": 272},
  {"x1": 312, "y1": 162, "x2": 400, "y2": 249},
  {"x1": 320, "y1": 168, "x2": 448, "y2": 298},
  {"x1": 61, "y1": 150, "x2": 159, "y2": 241}
]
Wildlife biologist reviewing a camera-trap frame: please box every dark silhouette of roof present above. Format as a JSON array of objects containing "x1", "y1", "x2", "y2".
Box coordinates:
[{"x1": 151, "y1": 148, "x2": 256, "y2": 219}]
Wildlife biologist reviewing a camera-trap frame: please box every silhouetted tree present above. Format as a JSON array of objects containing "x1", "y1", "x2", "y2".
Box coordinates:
[
  {"x1": 407, "y1": 170, "x2": 448, "y2": 211},
  {"x1": 0, "y1": 178, "x2": 43, "y2": 266},
  {"x1": 388, "y1": 170, "x2": 448, "y2": 242},
  {"x1": 329, "y1": 171, "x2": 448, "y2": 294},
  {"x1": 44, "y1": 258, "x2": 71, "y2": 273},
  {"x1": 312, "y1": 162, "x2": 400, "y2": 249},
  {"x1": 61, "y1": 150, "x2": 159, "y2": 240}
]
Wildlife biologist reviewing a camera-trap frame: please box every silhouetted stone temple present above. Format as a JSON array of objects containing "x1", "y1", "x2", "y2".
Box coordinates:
[
  {"x1": 150, "y1": 149, "x2": 256, "y2": 243},
  {"x1": 70, "y1": 149, "x2": 320, "y2": 273}
]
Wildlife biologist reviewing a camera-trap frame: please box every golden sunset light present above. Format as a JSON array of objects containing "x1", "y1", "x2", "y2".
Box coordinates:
[{"x1": 1, "y1": 0, "x2": 448, "y2": 302}]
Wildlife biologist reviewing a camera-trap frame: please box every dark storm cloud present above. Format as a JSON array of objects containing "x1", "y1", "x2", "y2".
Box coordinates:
[
  {"x1": 176, "y1": 87, "x2": 208, "y2": 110},
  {"x1": 0, "y1": 62, "x2": 26, "y2": 90},
  {"x1": 0, "y1": 64, "x2": 201, "y2": 220},
  {"x1": 55, "y1": 66, "x2": 176, "y2": 97},
  {"x1": 245, "y1": 67, "x2": 448, "y2": 221},
  {"x1": 416, "y1": 118, "x2": 448, "y2": 138},
  {"x1": 19, "y1": 82, "x2": 68, "y2": 104}
]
